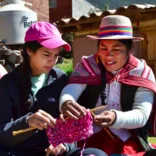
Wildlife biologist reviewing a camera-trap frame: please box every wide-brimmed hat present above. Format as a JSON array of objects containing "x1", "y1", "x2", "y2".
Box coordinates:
[
  {"x1": 25, "y1": 21, "x2": 71, "y2": 51},
  {"x1": 87, "y1": 15, "x2": 143, "y2": 41}
]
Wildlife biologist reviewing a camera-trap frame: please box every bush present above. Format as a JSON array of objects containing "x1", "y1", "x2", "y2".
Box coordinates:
[
  {"x1": 60, "y1": 33, "x2": 74, "y2": 59},
  {"x1": 55, "y1": 58, "x2": 73, "y2": 76}
]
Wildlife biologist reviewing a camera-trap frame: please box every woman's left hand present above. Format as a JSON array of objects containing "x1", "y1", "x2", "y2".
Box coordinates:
[
  {"x1": 45, "y1": 144, "x2": 66, "y2": 156},
  {"x1": 93, "y1": 111, "x2": 116, "y2": 127}
]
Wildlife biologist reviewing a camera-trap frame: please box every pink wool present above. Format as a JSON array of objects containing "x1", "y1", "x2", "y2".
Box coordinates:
[{"x1": 46, "y1": 111, "x2": 93, "y2": 147}]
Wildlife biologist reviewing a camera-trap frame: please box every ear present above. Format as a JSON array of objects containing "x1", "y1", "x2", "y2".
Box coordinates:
[{"x1": 26, "y1": 48, "x2": 32, "y2": 56}]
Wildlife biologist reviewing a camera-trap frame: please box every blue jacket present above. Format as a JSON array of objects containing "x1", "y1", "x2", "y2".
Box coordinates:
[{"x1": 0, "y1": 66, "x2": 75, "y2": 154}]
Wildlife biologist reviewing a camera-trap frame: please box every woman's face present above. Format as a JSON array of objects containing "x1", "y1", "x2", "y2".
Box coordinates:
[
  {"x1": 27, "y1": 47, "x2": 60, "y2": 76},
  {"x1": 98, "y1": 40, "x2": 130, "y2": 72}
]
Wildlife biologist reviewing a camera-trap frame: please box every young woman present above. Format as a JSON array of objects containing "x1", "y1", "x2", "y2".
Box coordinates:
[
  {"x1": 0, "y1": 22, "x2": 107, "y2": 156},
  {"x1": 59, "y1": 15, "x2": 156, "y2": 156}
]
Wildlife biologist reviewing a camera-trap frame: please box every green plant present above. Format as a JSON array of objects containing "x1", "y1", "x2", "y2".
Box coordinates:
[
  {"x1": 60, "y1": 33, "x2": 74, "y2": 59},
  {"x1": 148, "y1": 137, "x2": 156, "y2": 143},
  {"x1": 55, "y1": 58, "x2": 73, "y2": 76}
]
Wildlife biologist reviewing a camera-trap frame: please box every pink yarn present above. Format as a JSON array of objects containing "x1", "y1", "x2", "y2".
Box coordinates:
[{"x1": 46, "y1": 111, "x2": 93, "y2": 147}]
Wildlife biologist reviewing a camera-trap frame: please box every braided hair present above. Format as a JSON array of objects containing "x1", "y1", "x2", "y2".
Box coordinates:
[
  {"x1": 98, "y1": 59, "x2": 107, "y2": 105},
  {"x1": 97, "y1": 39, "x2": 133, "y2": 105},
  {"x1": 19, "y1": 41, "x2": 42, "y2": 112}
]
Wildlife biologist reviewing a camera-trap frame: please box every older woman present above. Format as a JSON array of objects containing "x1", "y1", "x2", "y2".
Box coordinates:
[{"x1": 59, "y1": 15, "x2": 156, "y2": 156}]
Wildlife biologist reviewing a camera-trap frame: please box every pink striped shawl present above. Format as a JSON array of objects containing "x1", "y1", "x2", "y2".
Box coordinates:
[{"x1": 69, "y1": 54, "x2": 156, "y2": 92}]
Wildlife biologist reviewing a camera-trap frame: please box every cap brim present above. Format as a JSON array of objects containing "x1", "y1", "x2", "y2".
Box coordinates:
[
  {"x1": 87, "y1": 35, "x2": 144, "y2": 42},
  {"x1": 38, "y1": 38, "x2": 71, "y2": 51}
]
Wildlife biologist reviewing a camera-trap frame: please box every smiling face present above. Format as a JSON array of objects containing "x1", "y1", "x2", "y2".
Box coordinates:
[
  {"x1": 27, "y1": 47, "x2": 60, "y2": 76},
  {"x1": 98, "y1": 40, "x2": 131, "y2": 72}
]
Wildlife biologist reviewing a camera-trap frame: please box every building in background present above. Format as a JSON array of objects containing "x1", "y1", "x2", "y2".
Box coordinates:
[
  {"x1": 0, "y1": 0, "x2": 49, "y2": 72},
  {"x1": 23, "y1": 0, "x2": 49, "y2": 21},
  {"x1": 49, "y1": 0, "x2": 100, "y2": 23},
  {"x1": 0, "y1": 0, "x2": 49, "y2": 21},
  {"x1": 86, "y1": 0, "x2": 156, "y2": 10},
  {"x1": 57, "y1": 4, "x2": 156, "y2": 75}
]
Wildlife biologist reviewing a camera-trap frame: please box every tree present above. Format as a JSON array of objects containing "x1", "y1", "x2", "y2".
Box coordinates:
[{"x1": 60, "y1": 32, "x2": 74, "y2": 59}]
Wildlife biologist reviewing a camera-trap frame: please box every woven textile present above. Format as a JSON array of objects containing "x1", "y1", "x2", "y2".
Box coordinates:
[{"x1": 46, "y1": 111, "x2": 93, "y2": 147}]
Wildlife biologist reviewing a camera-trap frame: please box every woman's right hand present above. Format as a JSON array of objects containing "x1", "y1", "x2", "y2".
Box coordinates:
[
  {"x1": 61, "y1": 100, "x2": 87, "y2": 120},
  {"x1": 27, "y1": 109, "x2": 56, "y2": 130}
]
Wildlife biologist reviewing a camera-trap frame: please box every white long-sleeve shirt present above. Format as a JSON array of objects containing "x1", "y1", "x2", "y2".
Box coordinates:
[{"x1": 59, "y1": 82, "x2": 154, "y2": 141}]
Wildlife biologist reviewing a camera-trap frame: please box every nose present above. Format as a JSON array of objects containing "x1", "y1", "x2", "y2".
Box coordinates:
[
  {"x1": 105, "y1": 49, "x2": 113, "y2": 56},
  {"x1": 48, "y1": 57, "x2": 58, "y2": 65}
]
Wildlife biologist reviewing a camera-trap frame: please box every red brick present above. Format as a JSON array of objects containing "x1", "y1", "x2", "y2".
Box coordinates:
[{"x1": 25, "y1": 0, "x2": 49, "y2": 22}]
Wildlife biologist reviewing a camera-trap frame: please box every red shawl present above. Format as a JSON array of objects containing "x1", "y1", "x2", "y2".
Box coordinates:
[{"x1": 69, "y1": 54, "x2": 156, "y2": 92}]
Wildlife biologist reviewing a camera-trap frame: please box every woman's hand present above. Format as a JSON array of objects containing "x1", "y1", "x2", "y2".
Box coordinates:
[
  {"x1": 61, "y1": 100, "x2": 87, "y2": 120},
  {"x1": 45, "y1": 144, "x2": 66, "y2": 156},
  {"x1": 94, "y1": 111, "x2": 116, "y2": 127},
  {"x1": 27, "y1": 109, "x2": 56, "y2": 130}
]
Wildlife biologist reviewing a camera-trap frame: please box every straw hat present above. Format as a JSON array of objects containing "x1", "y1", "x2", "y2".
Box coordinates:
[{"x1": 87, "y1": 15, "x2": 143, "y2": 41}]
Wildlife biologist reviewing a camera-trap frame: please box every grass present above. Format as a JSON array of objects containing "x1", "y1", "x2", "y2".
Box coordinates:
[
  {"x1": 55, "y1": 58, "x2": 73, "y2": 76},
  {"x1": 148, "y1": 137, "x2": 156, "y2": 143}
]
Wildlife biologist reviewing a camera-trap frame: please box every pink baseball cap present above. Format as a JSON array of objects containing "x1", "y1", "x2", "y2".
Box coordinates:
[{"x1": 24, "y1": 21, "x2": 71, "y2": 51}]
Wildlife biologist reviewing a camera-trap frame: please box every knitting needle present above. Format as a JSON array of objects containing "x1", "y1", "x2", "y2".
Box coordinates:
[
  {"x1": 13, "y1": 127, "x2": 36, "y2": 136},
  {"x1": 90, "y1": 105, "x2": 107, "y2": 112},
  {"x1": 90, "y1": 105, "x2": 107, "y2": 117},
  {"x1": 12, "y1": 106, "x2": 108, "y2": 136},
  {"x1": 90, "y1": 105, "x2": 115, "y2": 139},
  {"x1": 104, "y1": 128, "x2": 115, "y2": 139}
]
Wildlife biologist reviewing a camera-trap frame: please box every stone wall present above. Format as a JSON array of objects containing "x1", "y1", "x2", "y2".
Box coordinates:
[{"x1": 0, "y1": 44, "x2": 22, "y2": 72}]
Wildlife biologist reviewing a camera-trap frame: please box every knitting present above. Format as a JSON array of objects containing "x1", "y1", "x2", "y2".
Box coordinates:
[{"x1": 46, "y1": 110, "x2": 93, "y2": 147}]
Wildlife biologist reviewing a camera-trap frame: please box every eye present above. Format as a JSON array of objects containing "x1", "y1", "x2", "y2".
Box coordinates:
[
  {"x1": 100, "y1": 47, "x2": 107, "y2": 51},
  {"x1": 44, "y1": 53, "x2": 50, "y2": 57},
  {"x1": 113, "y1": 49, "x2": 120, "y2": 51},
  {"x1": 112, "y1": 48, "x2": 121, "y2": 52}
]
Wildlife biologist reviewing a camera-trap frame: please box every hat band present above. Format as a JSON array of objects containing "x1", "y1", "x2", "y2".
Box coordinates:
[{"x1": 98, "y1": 26, "x2": 132, "y2": 37}]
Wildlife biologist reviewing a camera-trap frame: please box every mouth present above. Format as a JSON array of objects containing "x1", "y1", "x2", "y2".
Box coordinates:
[
  {"x1": 106, "y1": 61, "x2": 116, "y2": 65},
  {"x1": 44, "y1": 66, "x2": 52, "y2": 70}
]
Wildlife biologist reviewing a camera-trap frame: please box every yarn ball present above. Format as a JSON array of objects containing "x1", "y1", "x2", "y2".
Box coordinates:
[{"x1": 46, "y1": 111, "x2": 93, "y2": 147}]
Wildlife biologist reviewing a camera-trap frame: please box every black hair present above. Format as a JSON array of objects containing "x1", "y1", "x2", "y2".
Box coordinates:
[
  {"x1": 98, "y1": 58, "x2": 107, "y2": 105},
  {"x1": 118, "y1": 39, "x2": 133, "y2": 52},
  {"x1": 19, "y1": 41, "x2": 42, "y2": 112}
]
